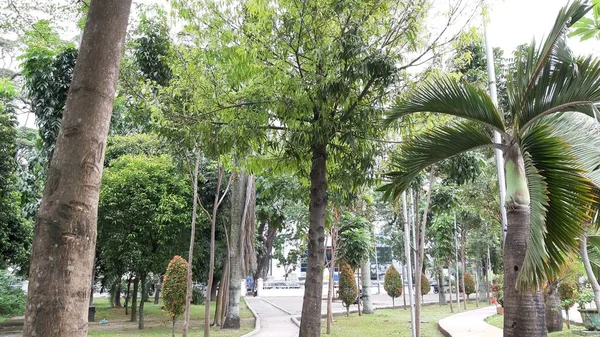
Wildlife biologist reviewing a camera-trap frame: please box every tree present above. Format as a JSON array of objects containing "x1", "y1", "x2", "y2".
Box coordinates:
[
  {"x1": 570, "y1": 0, "x2": 600, "y2": 41},
  {"x1": 558, "y1": 282, "x2": 579, "y2": 329},
  {"x1": 162, "y1": 256, "x2": 188, "y2": 337},
  {"x1": 338, "y1": 263, "x2": 358, "y2": 317},
  {"x1": 384, "y1": 265, "x2": 402, "y2": 309},
  {"x1": 382, "y1": 3, "x2": 600, "y2": 335},
  {"x1": 463, "y1": 273, "x2": 475, "y2": 300},
  {"x1": 23, "y1": 1, "x2": 132, "y2": 336}
]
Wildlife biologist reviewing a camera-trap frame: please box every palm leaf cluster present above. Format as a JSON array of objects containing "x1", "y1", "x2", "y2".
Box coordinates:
[{"x1": 381, "y1": 0, "x2": 600, "y2": 288}]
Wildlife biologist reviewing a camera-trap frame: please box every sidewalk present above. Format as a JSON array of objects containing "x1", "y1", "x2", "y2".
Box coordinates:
[
  {"x1": 245, "y1": 297, "x2": 299, "y2": 337},
  {"x1": 438, "y1": 306, "x2": 502, "y2": 337}
]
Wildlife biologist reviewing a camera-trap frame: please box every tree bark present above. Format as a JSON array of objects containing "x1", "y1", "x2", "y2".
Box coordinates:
[
  {"x1": 357, "y1": 267, "x2": 362, "y2": 316},
  {"x1": 154, "y1": 276, "x2": 161, "y2": 305},
  {"x1": 361, "y1": 259, "x2": 373, "y2": 314},
  {"x1": 255, "y1": 225, "x2": 277, "y2": 282},
  {"x1": 223, "y1": 171, "x2": 246, "y2": 329},
  {"x1": 125, "y1": 275, "x2": 132, "y2": 315},
  {"x1": 580, "y1": 229, "x2": 600, "y2": 314},
  {"x1": 503, "y1": 148, "x2": 546, "y2": 337},
  {"x1": 183, "y1": 152, "x2": 201, "y2": 337},
  {"x1": 22, "y1": 1, "x2": 132, "y2": 336},
  {"x1": 211, "y1": 276, "x2": 219, "y2": 302},
  {"x1": 204, "y1": 161, "x2": 224, "y2": 337},
  {"x1": 437, "y1": 263, "x2": 446, "y2": 305},
  {"x1": 448, "y1": 269, "x2": 454, "y2": 313},
  {"x1": 130, "y1": 277, "x2": 139, "y2": 322},
  {"x1": 461, "y1": 228, "x2": 467, "y2": 310},
  {"x1": 138, "y1": 274, "x2": 147, "y2": 330},
  {"x1": 299, "y1": 142, "x2": 327, "y2": 337},
  {"x1": 545, "y1": 280, "x2": 563, "y2": 332},
  {"x1": 115, "y1": 281, "x2": 122, "y2": 308}
]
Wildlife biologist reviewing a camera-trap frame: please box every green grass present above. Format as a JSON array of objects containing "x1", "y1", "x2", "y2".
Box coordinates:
[
  {"x1": 322, "y1": 301, "x2": 480, "y2": 337},
  {"x1": 485, "y1": 314, "x2": 584, "y2": 336},
  {"x1": 88, "y1": 297, "x2": 254, "y2": 337}
]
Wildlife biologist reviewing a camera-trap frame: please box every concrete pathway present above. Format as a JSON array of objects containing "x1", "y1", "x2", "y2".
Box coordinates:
[
  {"x1": 245, "y1": 297, "x2": 299, "y2": 337},
  {"x1": 438, "y1": 306, "x2": 503, "y2": 337}
]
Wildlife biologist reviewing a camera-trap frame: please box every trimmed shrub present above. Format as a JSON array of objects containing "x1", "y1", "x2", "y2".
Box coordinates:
[
  {"x1": 338, "y1": 263, "x2": 358, "y2": 317},
  {"x1": 558, "y1": 282, "x2": 579, "y2": 329},
  {"x1": 162, "y1": 256, "x2": 188, "y2": 337},
  {"x1": 421, "y1": 274, "x2": 430, "y2": 296},
  {"x1": 384, "y1": 265, "x2": 402, "y2": 308}
]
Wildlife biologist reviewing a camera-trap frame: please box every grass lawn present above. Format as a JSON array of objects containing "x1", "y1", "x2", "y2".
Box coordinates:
[
  {"x1": 485, "y1": 314, "x2": 584, "y2": 336},
  {"x1": 88, "y1": 297, "x2": 254, "y2": 337},
  {"x1": 322, "y1": 301, "x2": 481, "y2": 337}
]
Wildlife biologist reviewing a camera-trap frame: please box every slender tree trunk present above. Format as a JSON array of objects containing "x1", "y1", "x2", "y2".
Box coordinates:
[
  {"x1": 138, "y1": 274, "x2": 147, "y2": 330},
  {"x1": 415, "y1": 168, "x2": 434, "y2": 337},
  {"x1": 125, "y1": 275, "x2": 132, "y2": 315},
  {"x1": 115, "y1": 281, "x2": 122, "y2": 308},
  {"x1": 204, "y1": 161, "x2": 224, "y2": 337},
  {"x1": 438, "y1": 264, "x2": 446, "y2": 305},
  {"x1": 299, "y1": 142, "x2": 327, "y2": 336},
  {"x1": 503, "y1": 147, "x2": 546, "y2": 337},
  {"x1": 545, "y1": 280, "x2": 563, "y2": 332},
  {"x1": 211, "y1": 277, "x2": 219, "y2": 302},
  {"x1": 326, "y1": 223, "x2": 337, "y2": 334},
  {"x1": 22, "y1": 1, "x2": 131, "y2": 336},
  {"x1": 581, "y1": 229, "x2": 600, "y2": 314},
  {"x1": 403, "y1": 270, "x2": 407, "y2": 310},
  {"x1": 223, "y1": 171, "x2": 245, "y2": 329},
  {"x1": 361, "y1": 258, "x2": 373, "y2": 314},
  {"x1": 183, "y1": 153, "x2": 201, "y2": 337},
  {"x1": 172, "y1": 318, "x2": 176, "y2": 337},
  {"x1": 130, "y1": 277, "x2": 139, "y2": 322},
  {"x1": 154, "y1": 276, "x2": 161, "y2": 305},
  {"x1": 461, "y1": 230, "x2": 467, "y2": 311},
  {"x1": 449, "y1": 271, "x2": 454, "y2": 313},
  {"x1": 565, "y1": 310, "x2": 571, "y2": 329},
  {"x1": 357, "y1": 267, "x2": 362, "y2": 316}
]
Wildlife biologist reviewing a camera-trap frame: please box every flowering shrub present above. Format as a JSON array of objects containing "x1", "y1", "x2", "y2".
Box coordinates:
[{"x1": 162, "y1": 255, "x2": 188, "y2": 335}]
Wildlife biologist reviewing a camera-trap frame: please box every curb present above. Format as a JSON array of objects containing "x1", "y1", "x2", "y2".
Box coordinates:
[
  {"x1": 261, "y1": 298, "x2": 296, "y2": 316},
  {"x1": 241, "y1": 297, "x2": 261, "y2": 337}
]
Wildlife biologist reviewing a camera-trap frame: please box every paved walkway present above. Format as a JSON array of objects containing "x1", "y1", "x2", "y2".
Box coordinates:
[
  {"x1": 245, "y1": 297, "x2": 299, "y2": 337},
  {"x1": 438, "y1": 306, "x2": 502, "y2": 337}
]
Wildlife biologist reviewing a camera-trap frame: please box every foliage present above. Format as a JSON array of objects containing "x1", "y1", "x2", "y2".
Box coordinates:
[
  {"x1": 491, "y1": 274, "x2": 504, "y2": 307},
  {"x1": 133, "y1": 14, "x2": 172, "y2": 87},
  {"x1": 463, "y1": 273, "x2": 476, "y2": 296},
  {"x1": 337, "y1": 213, "x2": 373, "y2": 269},
  {"x1": 576, "y1": 287, "x2": 595, "y2": 309},
  {"x1": 569, "y1": 0, "x2": 600, "y2": 41},
  {"x1": 421, "y1": 274, "x2": 430, "y2": 296},
  {"x1": 384, "y1": 265, "x2": 403, "y2": 302},
  {"x1": 192, "y1": 287, "x2": 205, "y2": 305},
  {"x1": 0, "y1": 270, "x2": 26, "y2": 317},
  {"x1": 338, "y1": 263, "x2": 358, "y2": 315},
  {"x1": 162, "y1": 256, "x2": 188, "y2": 322},
  {"x1": 558, "y1": 282, "x2": 579, "y2": 310}
]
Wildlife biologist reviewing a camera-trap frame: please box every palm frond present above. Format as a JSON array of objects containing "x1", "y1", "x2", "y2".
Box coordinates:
[
  {"x1": 379, "y1": 121, "x2": 495, "y2": 201},
  {"x1": 386, "y1": 76, "x2": 505, "y2": 132},
  {"x1": 518, "y1": 122, "x2": 597, "y2": 289},
  {"x1": 510, "y1": 1, "x2": 593, "y2": 127}
]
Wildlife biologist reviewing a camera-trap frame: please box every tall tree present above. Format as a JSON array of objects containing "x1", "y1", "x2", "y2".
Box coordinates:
[
  {"x1": 23, "y1": 1, "x2": 132, "y2": 336},
  {"x1": 382, "y1": 3, "x2": 600, "y2": 336}
]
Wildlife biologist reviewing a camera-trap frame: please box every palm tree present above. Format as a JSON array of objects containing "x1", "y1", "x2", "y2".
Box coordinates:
[{"x1": 381, "y1": 2, "x2": 600, "y2": 336}]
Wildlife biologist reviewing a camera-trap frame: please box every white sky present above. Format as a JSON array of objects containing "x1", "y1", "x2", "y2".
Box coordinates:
[{"x1": 487, "y1": 0, "x2": 600, "y2": 55}]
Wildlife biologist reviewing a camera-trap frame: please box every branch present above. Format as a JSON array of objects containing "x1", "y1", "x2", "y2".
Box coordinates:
[{"x1": 217, "y1": 174, "x2": 233, "y2": 208}]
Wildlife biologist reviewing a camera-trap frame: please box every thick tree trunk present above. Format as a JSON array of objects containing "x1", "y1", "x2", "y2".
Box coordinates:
[
  {"x1": 223, "y1": 171, "x2": 246, "y2": 329},
  {"x1": 183, "y1": 153, "x2": 201, "y2": 337},
  {"x1": 361, "y1": 259, "x2": 373, "y2": 314},
  {"x1": 255, "y1": 225, "x2": 277, "y2": 282},
  {"x1": 204, "y1": 162, "x2": 224, "y2": 337},
  {"x1": 130, "y1": 278, "x2": 139, "y2": 322},
  {"x1": 22, "y1": 1, "x2": 132, "y2": 336},
  {"x1": 580, "y1": 230, "x2": 600, "y2": 314},
  {"x1": 545, "y1": 280, "x2": 563, "y2": 332},
  {"x1": 503, "y1": 149, "x2": 546, "y2": 337},
  {"x1": 299, "y1": 142, "x2": 327, "y2": 337},
  {"x1": 138, "y1": 274, "x2": 147, "y2": 330},
  {"x1": 125, "y1": 276, "x2": 132, "y2": 315},
  {"x1": 115, "y1": 281, "x2": 122, "y2": 308}
]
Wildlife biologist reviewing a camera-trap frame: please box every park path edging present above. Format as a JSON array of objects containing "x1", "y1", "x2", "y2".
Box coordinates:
[{"x1": 241, "y1": 297, "x2": 261, "y2": 337}]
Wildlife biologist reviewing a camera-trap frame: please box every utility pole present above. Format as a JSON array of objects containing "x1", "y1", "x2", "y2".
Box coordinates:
[
  {"x1": 482, "y1": 0, "x2": 508, "y2": 243},
  {"x1": 403, "y1": 192, "x2": 416, "y2": 337}
]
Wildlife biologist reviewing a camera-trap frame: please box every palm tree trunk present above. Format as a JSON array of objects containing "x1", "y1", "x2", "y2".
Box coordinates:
[
  {"x1": 545, "y1": 280, "x2": 563, "y2": 332},
  {"x1": 580, "y1": 229, "x2": 600, "y2": 314},
  {"x1": 503, "y1": 148, "x2": 546, "y2": 337},
  {"x1": 183, "y1": 152, "x2": 201, "y2": 337},
  {"x1": 299, "y1": 142, "x2": 327, "y2": 337},
  {"x1": 22, "y1": 1, "x2": 132, "y2": 336}
]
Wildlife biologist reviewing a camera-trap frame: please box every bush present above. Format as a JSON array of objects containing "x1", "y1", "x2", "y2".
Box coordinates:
[
  {"x1": 491, "y1": 274, "x2": 504, "y2": 307},
  {"x1": 383, "y1": 265, "x2": 402, "y2": 308},
  {"x1": 338, "y1": 263, "x2": 358, "y2": 317},
  {"x1": 421, "y1": 274, "x2": 430, "y2": 296},
  {"x1": 0, "y1": 270, "x2": 26, "y2": 317},
  {"x1": 558, "y1": 282, "x2": 579, "y2": 309},
  {"x1": 463, "y1": 273, "x2": 475, "y2": 298},
  {"x1": 192, "y1": 286, "x2": 205, "y2": 305},
  {"x1": 162, "y1": 256, "x2": 188, "y2": 335}
]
